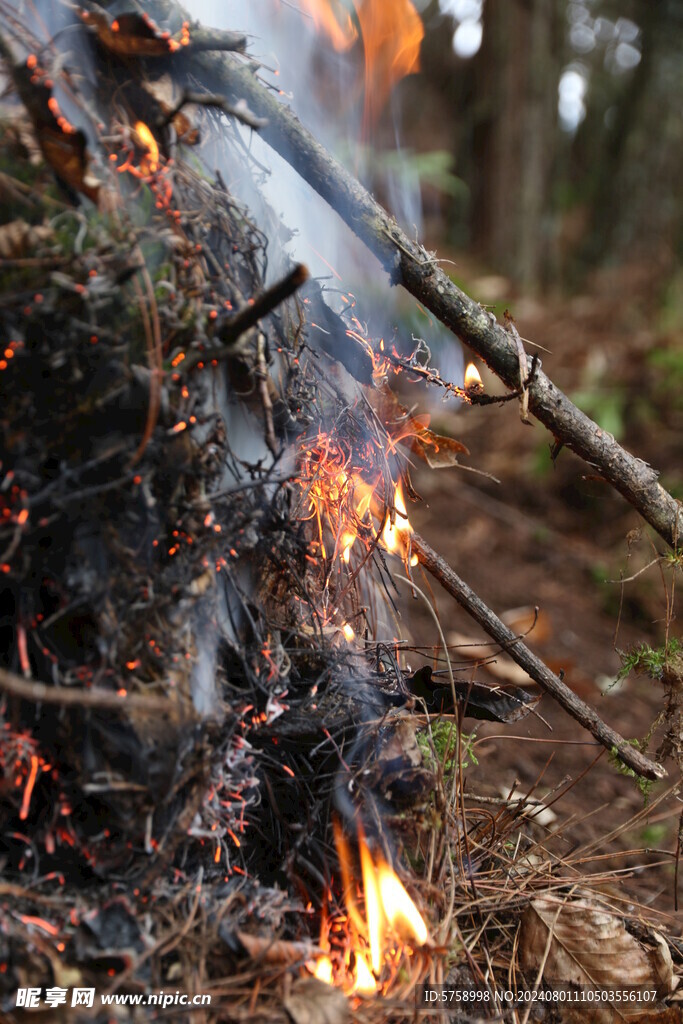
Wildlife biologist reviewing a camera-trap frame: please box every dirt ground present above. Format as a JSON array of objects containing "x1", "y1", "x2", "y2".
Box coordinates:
[{"x1": 394, "y1": 264, "x2": 682, "y2": 929}]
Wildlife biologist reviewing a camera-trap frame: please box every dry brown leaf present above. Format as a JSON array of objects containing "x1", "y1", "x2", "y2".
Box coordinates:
[
  {"x1": 0, "y1": 220, "x2": 52, "y2": 258},
  {"x1": 370, "y1": 384, "x2": 468, "y2": 468},
  {"x1": 369, "y1": 714, "x2": 434, "y2": 802},
  {"x1": 284, "y1": 977, "x2": 350, "y2": 1024},
  {"x1": 520, "y1": 894, "x2": 674, "y2": 1022},
  {"x1": 500, "y1": 605, "x2": 552, "y2": 645}
]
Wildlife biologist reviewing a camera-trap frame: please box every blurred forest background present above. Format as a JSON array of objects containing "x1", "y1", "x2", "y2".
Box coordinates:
[{"x1": 401, "y1": 0, "x2": 682, "y2": 299}]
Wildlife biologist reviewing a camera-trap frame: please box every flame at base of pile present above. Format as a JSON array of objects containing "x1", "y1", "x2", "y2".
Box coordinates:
[{"x1": 309, "y1": 821, "x2": 429, "y2": 995}]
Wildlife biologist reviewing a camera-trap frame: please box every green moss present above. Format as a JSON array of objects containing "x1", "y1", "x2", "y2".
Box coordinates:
[
  {"x1": 616, "y1": 638, "x2": 681, "y2": 685},
  {"x1": 417, "y1": 722, "x2": 478, "y2": 775}
]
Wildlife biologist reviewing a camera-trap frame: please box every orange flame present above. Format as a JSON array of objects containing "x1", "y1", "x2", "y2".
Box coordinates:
[
  {"x1": 341, "y1": 622, "x2": 355, "y2": 642},
  {"x1": 299, "y1": 434, "x2": 419, "y2": 571},
  {"x1": 298, "y1": 0, "x2": 357, "y2": 50},
  {"x1": 311, "y1": 821, "x2": 428, "y2": 993},
  {"x1": 134, "y1": 121, "x2": 159, "y2": 175},
  {"x1": 356, "y1": 0, "x2": 423, "y2": 134},
  {"x1": 464, "y1": 362, "x2": 483, "y2": 391},
  {"x1": 382, "y1": 482, "x2": 418, "y2": 567},
  {"x1": 300, "y1": 0, "x2": 423, "y2": 131}
]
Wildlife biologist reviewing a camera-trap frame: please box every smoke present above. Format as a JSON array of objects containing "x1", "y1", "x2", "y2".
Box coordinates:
[{"x1": 186, "y1": 0, "x2": 462, "y2": 389}]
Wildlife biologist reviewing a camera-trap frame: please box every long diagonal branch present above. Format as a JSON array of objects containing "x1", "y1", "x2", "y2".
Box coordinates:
[{"x1": 409, "y1": 531, "x2": 663, "y2": 781}]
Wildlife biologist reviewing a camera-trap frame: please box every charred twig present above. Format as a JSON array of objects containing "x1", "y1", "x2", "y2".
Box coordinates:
[
  {"x1": 181, "y1": 263, "x2": 309, "y2": 373},
  {"x1": 409, "y1": 531, "x2": 665, "y2": 781},
  {"x1": 181, "y1": 27, "x2": 247, "y2": 55},
  {"x1": 216, "y1": 263, "x2": 309, "y2": 344},
  {"x1": 179, "y1": 32, "x2": 683, "y2": 549},
  {"x1": 0, "y1": 665, "x2": 195, "y2": 717}
]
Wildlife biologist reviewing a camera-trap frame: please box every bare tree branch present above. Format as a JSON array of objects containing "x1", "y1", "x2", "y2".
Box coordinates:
[{"x1": 410, "y1": 530, "x2": 664, "y2": 781}]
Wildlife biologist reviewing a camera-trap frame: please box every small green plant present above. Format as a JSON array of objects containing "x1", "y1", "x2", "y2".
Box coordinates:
[
  {"x1": 663, "y1": 547, "x2": 683, "y2": 570},
  {"x1": 417, "y1": 723, "x2": 478, "y2": 775}
]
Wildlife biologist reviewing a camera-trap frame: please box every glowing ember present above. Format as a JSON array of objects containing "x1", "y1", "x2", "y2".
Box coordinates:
[
  {"x1": 342, "y1": 622, "x2": 355, "y2": 642},
  {"x1": 311, "y1": 822, "x2": 429, "y2": 993},
  {"x1": 300, "y1": 0, "x2": 424, "y2": 131},
  {"x1": 19, "y1": 755, "x2": 40, "y2": 821},
  {"x1": 134, "y1": 121, "x2": 159, "y2": 175},
  {"x1": 464, "y1": 362, "x2": 483, "y2": 393}
]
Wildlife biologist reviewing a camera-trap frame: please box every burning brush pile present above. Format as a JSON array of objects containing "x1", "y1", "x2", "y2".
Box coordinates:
[{"x1": 0, "y1": 2, "x2": 679, "y2": 1022}]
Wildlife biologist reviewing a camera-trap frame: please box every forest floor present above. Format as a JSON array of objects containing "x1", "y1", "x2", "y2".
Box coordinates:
[{"x1": 396, "y1": 257, "x2": 682, "y2": 926}]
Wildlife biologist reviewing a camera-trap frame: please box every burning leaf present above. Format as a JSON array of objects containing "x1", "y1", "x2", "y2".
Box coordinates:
[
  {"x1": 520, "y1": 894, "x2": 675, "y2": 1022},
  {"x1": 407, "y1": 665, "x2": 539, "y2": 722},
  {"x1": 370, "y1": 384, "x2": 468, "y2": 468},
  {"x1": 284, "y1": 977, "x2": 350, "y2": 1024},
  {"x1": 133, "y1": 121, "x2": 160, "y2": 174},
  {"x1": 80, "y1": 9, "x2": 190, "y2": 58}
]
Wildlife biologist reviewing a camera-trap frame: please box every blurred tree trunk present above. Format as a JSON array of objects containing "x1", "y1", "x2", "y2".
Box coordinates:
[
  {"x1": 470, "y1": 0, "x2": 563, "y2": 291},
  {"x1": 578, "y1": 0, "x2": 667, "y2": 267}
]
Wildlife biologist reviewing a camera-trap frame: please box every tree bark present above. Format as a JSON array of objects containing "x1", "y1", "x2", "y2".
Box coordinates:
[{"x1": 471, "y1": 0, "x2": 562, "y2": 290}]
